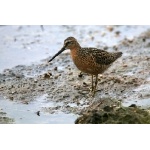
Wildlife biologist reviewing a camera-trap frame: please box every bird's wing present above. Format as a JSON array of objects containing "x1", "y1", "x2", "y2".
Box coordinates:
[{"x1": 90, "y1": 49, "x2": 116, "y2": 65}]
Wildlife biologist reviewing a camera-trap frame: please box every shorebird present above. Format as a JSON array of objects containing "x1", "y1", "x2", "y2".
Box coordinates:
[{"x1": 49, "y1": 37, "x2": 122, "y2": 96}]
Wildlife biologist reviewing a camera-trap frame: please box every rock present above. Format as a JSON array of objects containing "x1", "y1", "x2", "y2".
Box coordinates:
[{"x1": 106, "y1": 26, "x2": 114, "y2": 32}]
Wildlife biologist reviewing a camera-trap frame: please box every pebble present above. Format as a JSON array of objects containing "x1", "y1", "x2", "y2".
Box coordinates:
[
  {"x1": 101, "y1": 32, "x2": 106, "y2": 37},
  {"x1": 115, "y1": 31, "x2": 120, "y2": 36},
  {"x1": 36, "y1": 111, "x2": 40, "y2": 116},
  {"x1": 122, "y1": 64, "x2": 128, "y2": 67},
  {"x1": 54, "y1": 67, "x2": 57, "y2": 71},
  {"x1": 106, "y1": 26, "x2": 114, "y2": 32}
]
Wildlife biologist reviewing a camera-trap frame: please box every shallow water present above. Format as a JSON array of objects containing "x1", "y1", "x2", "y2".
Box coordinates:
[
  {"x1": 0, "y1": 95, "x2": 77, "y2": 124},
  {"x1": 123, "y1": 98, "x2": 150, "y2": 108}
]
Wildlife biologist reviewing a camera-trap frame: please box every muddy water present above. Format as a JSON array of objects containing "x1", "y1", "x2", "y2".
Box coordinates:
[{"x1": 0, "y1": 25, "x2": 150, "y2": 124}]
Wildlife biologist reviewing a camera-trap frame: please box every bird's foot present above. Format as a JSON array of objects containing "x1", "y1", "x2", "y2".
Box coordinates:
[{"x1": 89, "y1": 88, "x2": 96, "y2": 97}]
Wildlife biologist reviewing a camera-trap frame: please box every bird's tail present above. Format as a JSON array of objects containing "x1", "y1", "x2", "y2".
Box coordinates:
[{"x1": 114, "y1": 52, "x2": 123, "y2": 59}]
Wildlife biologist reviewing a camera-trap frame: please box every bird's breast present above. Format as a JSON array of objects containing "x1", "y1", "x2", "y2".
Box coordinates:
[{"x1": 70, "y1": 49, "x2": 97, "y2": 75}]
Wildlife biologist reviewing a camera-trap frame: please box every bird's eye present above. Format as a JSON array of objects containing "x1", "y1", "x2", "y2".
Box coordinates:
[
  {"x1": 64, "y1": 40, "x2": 73, "y2": 46},
  {"x1": 67, "y1": 41, "x2": 73, "y2": 45}
]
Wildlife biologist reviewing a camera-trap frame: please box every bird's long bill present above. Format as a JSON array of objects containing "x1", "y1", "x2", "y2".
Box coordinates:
[{"x1": 48, "y1": 46, "x2": 66, "y2": 62}]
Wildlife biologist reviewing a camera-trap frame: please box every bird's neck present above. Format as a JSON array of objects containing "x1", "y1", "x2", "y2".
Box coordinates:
[{"x1": 70, "y1": 44, "x2": 81, "y2": 60}]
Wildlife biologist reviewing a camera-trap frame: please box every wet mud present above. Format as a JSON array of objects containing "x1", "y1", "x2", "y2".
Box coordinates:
[
  {"x1": 0, "y1": 108, "x2": 14, "y2": 124},
  {"x1": 0, "y1": 26, "x2": 150, "y2": 123}
]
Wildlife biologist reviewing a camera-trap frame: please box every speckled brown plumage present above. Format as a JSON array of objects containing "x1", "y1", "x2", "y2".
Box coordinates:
[{"x1": 49, "y1": 37, "x2": 122, "y2": 96}]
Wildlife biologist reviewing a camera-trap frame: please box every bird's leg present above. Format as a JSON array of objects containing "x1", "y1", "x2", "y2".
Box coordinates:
[
  {"x1": 89, "y1": 75, "x2": 94, "y2": 96},
  {"x1": 91, "y1": 75, "x2": 94, "y2": 91},
  {"x1": 95, "y1": 75, "x2": 98, "y2": 90},
  {"x1": 92, "y1": 75, "x2": 98, "y2": 96}
]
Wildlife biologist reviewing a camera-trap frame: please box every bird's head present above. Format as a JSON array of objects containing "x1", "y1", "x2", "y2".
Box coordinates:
[
  {"x1": 63, "y1": 37, "x2": 77, "y2": 50},
  {"x1": 48, "y1": 37, "x2": 80, "y2": 62}
]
